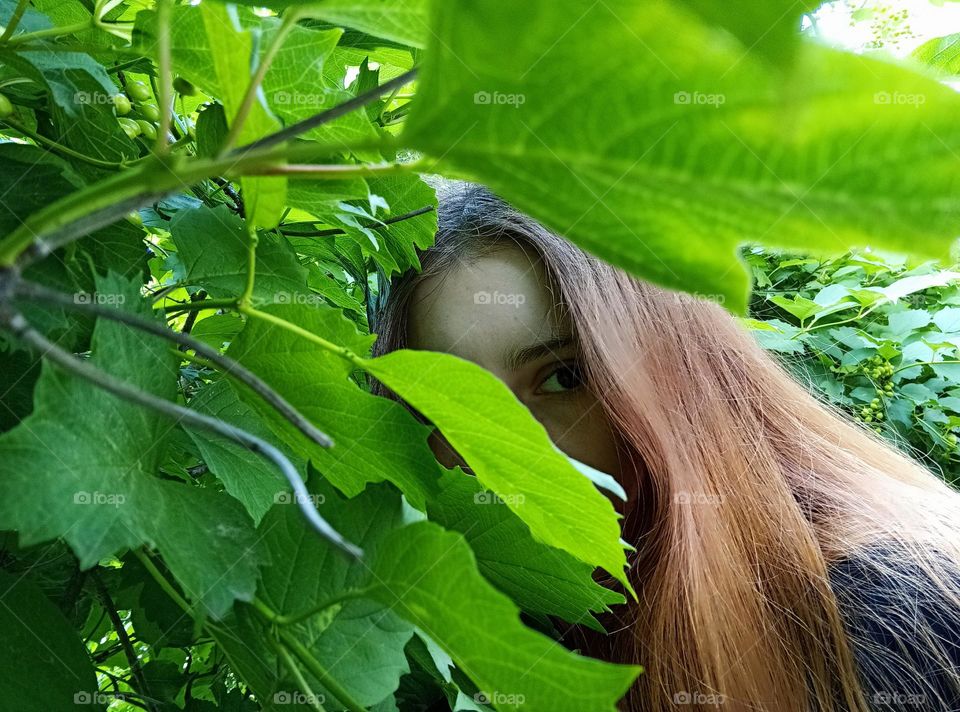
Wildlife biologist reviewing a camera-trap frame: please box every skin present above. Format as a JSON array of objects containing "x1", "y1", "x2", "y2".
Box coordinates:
[{"x1": 407, "y1": 244, "x2": 623, "y2": 479}]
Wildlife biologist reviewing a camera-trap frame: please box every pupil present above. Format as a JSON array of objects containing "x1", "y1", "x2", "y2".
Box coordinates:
[{"x1": 557, "y1": 364, "x2": 582, "y2": 389}]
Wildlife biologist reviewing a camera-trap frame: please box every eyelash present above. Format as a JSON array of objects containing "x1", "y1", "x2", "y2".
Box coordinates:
[{"x1": 536, "y1": 361, "x2": 585, "y2": 394}]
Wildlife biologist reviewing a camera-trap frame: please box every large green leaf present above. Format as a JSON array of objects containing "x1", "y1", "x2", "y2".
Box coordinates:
[
  {"x1": 255, "y1": 479, "x2": 415, "y2": 707},
  {"x1": 0, "y1": 570, "x2": 103, "y2": 711},
  {"x1": 428, "y1": 470, "x2": 623, "y2": 631},
  {"x1": 0, "y1": 273, "x2": 264, "y2": 617},
  {"x1": 227, "y1": 304, "x2": 441, "y2": 509},
  {"x1": 912, "y1": 32, "x2": 960, "y2": 75},
  {"x1": 135, "y1": 5, "x2": 285, "y2": 227},
  {"x1": 363, "y1": 350, "x2": 632, "y2": 592},
  {"x1": 404, "y1": 0, "x2": 960, "y2": 313},
  {"x1": 169, "y1": 205, "x2": 310, "y2": 304},
  {"x1": 368, "y1": 521, "x2": 641, "y2": 712},
  {"x1": 0, "y1": 49, "x2": 137, "y2": 171}
]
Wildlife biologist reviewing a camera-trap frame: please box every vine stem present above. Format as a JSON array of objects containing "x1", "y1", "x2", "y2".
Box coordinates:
[
  {"x1": 132, "y1": 549, "x2": 193, "y2": 614},
  {"x1": 0, "y1": 308, "x2": 361, "y2": 558},
  {"x1": 252, "y1": 587, "x2": 375, "y2": 626},
  {"x1": 220, "y1": 8, "x2": 304, "y2": 156},
  {"x1": 13, "y1": 280, "x2": 333, "y2": 447},
  {"x1": 0, "y1": 117, "x2": 134, "y2": 169},
  {"x1": 250, "y1": 162, "x2": 415, "y2": 177},
  {"x1": 239, "y1": 224, "x2": 258, "y2": 309},
  {"x1": 893, "y1": 359, "x2": 960, "y2": 375},
  {"x1": 5, "y1": 19, "x2": 92, "y2": 46},
  {"x1": 0, "y1": 0, "x2": 30, "y2": 42},
  {"x1": 162, "y1": 297, "x2": 239, "y2": 314},
  {"x1": 274, "y1": 641, "x2": 328, "y2": 712},
  {"x1": 277, "y1": 628, "x2": 367, "y2": 712},
  {"x1": 154, "y1": 0, "x2": 173, "y2": 154},
  {"x1": 240, "y1": 306, "x2": 366, "y2": 370},
  {"x1": 280, "y1": 204, "x2": 434, "y2": 237}
]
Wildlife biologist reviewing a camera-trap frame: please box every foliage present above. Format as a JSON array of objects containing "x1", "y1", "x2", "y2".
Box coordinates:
[
  {"x1": 0, "y1": 0, "x2": 958, "y2": 710},
  {"x1": 747, "y1": 248, "x2": 960, "y2": 486}
]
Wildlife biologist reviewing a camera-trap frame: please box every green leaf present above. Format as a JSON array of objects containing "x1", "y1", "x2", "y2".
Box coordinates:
[
  {"x1": 675, "y1": 0, "x2": 818, "y2": 65},
  {"x1": 0, "y1": 272, "x2": 263, "y2": 617},
  {"x1": 405, "y1": 0, "x2": 960, "y2": 313},
  {"x1": 256, "y1": 479, "x2": 415, "y2": 707},
  {"x1": 0, "y1": 49, "x2": 137, "y2": 170},
  {"x1": 363, "y1": 350, "x2": 632, "y2": 591},
  {"x1": 427, "y1": 470, "x2": 623, "y2": 630},
  {"x1": 188, "y1": 379, "x2": 292, "y2": 524},
  {"x1": 260, "y1": 22, "x2": 379, "y2": 147},
  {"x1": 912, "y1": 32, "x2": 960, "y2": 75},
  {"x1": 368, "y1": 521, "x2": 641, "y2": 712},
  {"x1": 0, "y1": 570, "x2": 102, "y2": 711},
  {"x1": 300, "y1": 0, "x2": 429, "y2": 49},
  {"x1": 169, "y1": 205, "x2": 309, "y2": 304},
  {"x1": 227, "y1": 304, "x2": 441, "y2": 509},
  {"x1": 135, "y1": 5, "x2": 284, "y2": 227}
]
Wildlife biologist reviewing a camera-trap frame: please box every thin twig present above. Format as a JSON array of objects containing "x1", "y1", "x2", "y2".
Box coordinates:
[
  {"x1": 233, "y1": 68, "x2": 417, "y2": 155},
  {"x1": 280, "y1": 204, "x2": 433, "y2": 237},
  {"x1": 1, "y1": 308, "x2": 362, "y2": 559},
  {"x1": 154, "y1": 0, "x2": 173, "y2": 154},
  {"x1": 0, "y1": 0, "x2": 30, "y2": 41},
  {"x1": 14, "y1": 280, "x2": 334, "y2": 448},
  {"x1": 92, "y1": 572, "x2": 156, "y2": 712}
]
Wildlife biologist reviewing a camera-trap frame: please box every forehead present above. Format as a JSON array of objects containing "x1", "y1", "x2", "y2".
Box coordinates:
[{"x1": 407, "y1": 246, "x2": 567, "y2": 371}]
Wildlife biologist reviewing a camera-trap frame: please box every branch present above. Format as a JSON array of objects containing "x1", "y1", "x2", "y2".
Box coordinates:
[
  {"x1": 280, "y1": 204, "x2": 434, "y2": 237},
  {"x1": 154, "y1": 0, "x2": 173, "y2": 153},
  {"x1": 220, "y1": 8, "x2": 304, "y2": 155},
  {"x1": 0, "y1": 0, "x2": 31, "y2": 42},
  {"x1": 92, "y1": 572, "x2": 155, "y2": 712},
  {"x1": 14, "y1": 280, "x2": 333, "y2": 447},
  {"x1": 233, "y1": 67, "x2": 417, "y2": 155},
  {"x1": 1, "y1": 308, "x2": 362, "y2": 559}
]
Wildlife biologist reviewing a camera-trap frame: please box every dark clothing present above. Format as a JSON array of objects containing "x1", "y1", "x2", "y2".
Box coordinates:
[{"x1": 830, "y1": 551, "x2": 960, "y2": 711}]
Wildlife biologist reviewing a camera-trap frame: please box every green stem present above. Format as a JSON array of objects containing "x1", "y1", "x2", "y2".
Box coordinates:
[
  {"x1": 154, "y1": 0, "x2": 173, "y2": 154},
  {"x1": 250, "y1": 161, "x2": 418, "y2": 178},
  {"x1": 893, "y1": 359, "x2": 960, "y2": 375},
  {"x1": 240, "y1": 306, "x2": 365, "y2": 369},
  {"x1": 0, "y1": 118, "x2": 131, "y2": 169},
  {"x1": 220, "y1": 8, "x2": 303, "y2": 155},
  {"x1": 274, "y1": 641, "x2": 328, "y2": 712},
  {"x1": 239, "y1": 225, "x2": 258, "y2": 309},
  {"x1": 160, "y1": 298, "x2": 238, "y2": 314},
  {"x1": 133, "y1": 548, "x2": 194, "y2": 616},
  {"x1": 5, "y1": 20, "x2": 93, "y2": 46},
  {"x1": 0, "y1": 0, "x2": 30, "y2": 41},
  {"x1": 253, "y1": 588, "x2": 375, "y2": 627},
  {"x1": 278, "y1": 628, "x2": 368, "y2": 712}
]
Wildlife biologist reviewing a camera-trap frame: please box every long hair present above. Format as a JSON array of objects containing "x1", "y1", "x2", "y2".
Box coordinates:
[{"x1": 372, "y1": 180, "x2": 960, "y2": 711}]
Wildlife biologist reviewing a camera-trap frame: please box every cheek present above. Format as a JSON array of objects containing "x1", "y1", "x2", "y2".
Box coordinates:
[{"x1": 528, "y1": 393, "x2": 622, "y2": 478}]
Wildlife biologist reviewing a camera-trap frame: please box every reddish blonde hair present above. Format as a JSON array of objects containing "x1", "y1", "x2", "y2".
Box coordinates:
[{"x1": 373, "y1": 180, "x2": 960, "y2": 711}]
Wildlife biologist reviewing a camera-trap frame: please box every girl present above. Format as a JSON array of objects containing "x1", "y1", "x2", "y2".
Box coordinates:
[{"x1": 372, "y1": 180, "x2": 960, "y2": 711}]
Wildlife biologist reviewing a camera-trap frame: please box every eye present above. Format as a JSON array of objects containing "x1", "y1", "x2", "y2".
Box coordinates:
[{"x1": 537, "y1": 361, "x2": 585, "y2": 394}]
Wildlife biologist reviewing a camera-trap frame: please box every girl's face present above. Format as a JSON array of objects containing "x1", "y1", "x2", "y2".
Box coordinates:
[{"x1": 407, "y1": 244, "x2": 623, "y2": 478}]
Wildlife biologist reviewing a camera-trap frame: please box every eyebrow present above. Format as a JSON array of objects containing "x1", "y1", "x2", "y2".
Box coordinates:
[{"x1": 505, "y1": 334, "x2": 576, "y2": 371}]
